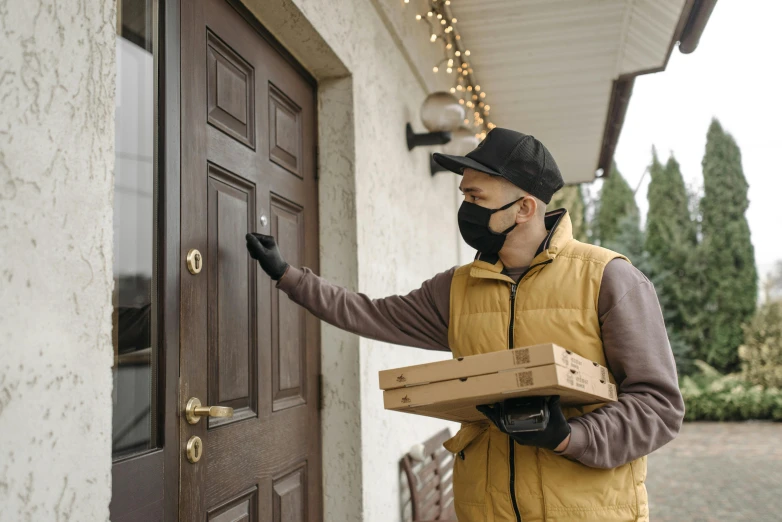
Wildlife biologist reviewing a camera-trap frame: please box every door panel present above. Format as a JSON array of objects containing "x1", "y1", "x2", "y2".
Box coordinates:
[
  {"x1": 268, "y1": 84, "x2": 303, "y2": 177},
  {"x1": 181, "y1": 0, "x2": 321, "y2": 519},
  {"x1": 207, "y1": 30, "x2": 256, "y2": 149},
  {"x1": 273, "y1": 465, "x2": 308, "y2": 522},
  {"x1": 271, "y1": 197, "x2": 307, "y2": 411},
  {"x1": 207, "y1": 169, "x2": 258, "y2": 423}
]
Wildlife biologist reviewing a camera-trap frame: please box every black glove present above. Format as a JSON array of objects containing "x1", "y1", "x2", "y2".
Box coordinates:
[
  {"x1": 245, "y1": 233, "x2": 289, "y2": 280},
  {"x1": 476, "y1": 395, "x2": 571, "y2": 451}
]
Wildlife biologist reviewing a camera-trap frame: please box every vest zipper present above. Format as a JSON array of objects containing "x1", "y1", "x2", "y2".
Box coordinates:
[
  {"x1": 508, "y1": 283, "x2": 523, "y2": 522},
  {"x1": 506, "y1": 259, "x2": 552, "y2": 522}
]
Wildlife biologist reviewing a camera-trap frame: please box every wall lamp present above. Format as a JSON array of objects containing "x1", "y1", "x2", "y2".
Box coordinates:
[
  {"x1": 407, "y1": 92, "x2": 480, "y2": 176},
  {"x1": 406, "y1": 92, "x2": 465, "y2": 151}
]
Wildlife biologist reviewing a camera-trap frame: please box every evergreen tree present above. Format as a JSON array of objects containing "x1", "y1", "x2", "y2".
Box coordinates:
[
  {"x1": 549, "y1": 184, "x2": 588, "y2": 242},
  {"x1": 592, "y1": 162, "x2": 639, "y2": 246},
  {"x1": 644, "y1": 150, "x2": 698, "y2": 364},
  {"x1": 697, "y1": 118, "x2": 758, "y2": 372},
  {"x1": 604, "y1": 214, "x2": 694, "y2": 376}
]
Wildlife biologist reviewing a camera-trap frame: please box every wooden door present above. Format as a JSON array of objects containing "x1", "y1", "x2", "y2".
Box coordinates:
[{"x1": 180, "y1": 0, "x2": 321, "y2": 520}]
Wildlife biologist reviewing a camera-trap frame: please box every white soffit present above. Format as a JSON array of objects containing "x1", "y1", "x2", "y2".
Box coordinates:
[{"x1": 450, "y1": 0, "x2": 687, "y2": 183}]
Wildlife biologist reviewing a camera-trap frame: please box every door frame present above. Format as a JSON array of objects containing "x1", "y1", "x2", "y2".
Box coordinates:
[{"x1": 109, "y1": 0, "x2": 180, "y2": 520}]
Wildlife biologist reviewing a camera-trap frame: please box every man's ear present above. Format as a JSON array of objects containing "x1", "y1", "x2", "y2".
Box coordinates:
[{"x1": 515, "y1": 195, "x2": 536, "y2": 224}]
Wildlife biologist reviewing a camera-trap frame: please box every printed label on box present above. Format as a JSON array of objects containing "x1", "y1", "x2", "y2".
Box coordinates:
[
  {"x1": 513, "y1": 349, "x2": 531, "y2": 366},
  {"x1": 574, "y1": 373, "x2": 589, "y2": 390},
  {"x1": 516, "y1": 371, "x2": 534, "y2": 388}
]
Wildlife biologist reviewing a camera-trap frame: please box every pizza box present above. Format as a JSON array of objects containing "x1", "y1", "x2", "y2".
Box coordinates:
[
  {"x1": 379, "y1": 343, "x2": 609, "y2": 390},
  {"x1": 383, "y1": 363, "x2": 617, "y2": 424}
]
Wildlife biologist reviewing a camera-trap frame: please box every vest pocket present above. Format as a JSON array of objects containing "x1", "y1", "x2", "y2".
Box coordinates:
[
  {"x1": 537, "y1": 449, "x2": 639, "y2": 520},
  {"x1": 447, "y1": 424, "x2": 491, "y2": 511}
]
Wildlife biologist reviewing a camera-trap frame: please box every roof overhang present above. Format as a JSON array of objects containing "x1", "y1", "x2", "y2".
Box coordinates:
[{"x1": 450, "y1": 0, "x2": 717, "y2": 183}]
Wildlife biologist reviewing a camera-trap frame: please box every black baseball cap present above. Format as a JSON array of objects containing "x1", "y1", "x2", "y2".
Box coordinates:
[{"x1": 433, "y1": 128, "x2": 564, "y2": 204}]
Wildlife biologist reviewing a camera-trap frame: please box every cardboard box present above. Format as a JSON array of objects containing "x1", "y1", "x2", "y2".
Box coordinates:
[
  {"x1": 379, "y1": 343, "x2": 609, "y2": 390},
  {"x1": 383, "y1": 364, "x2": 617, "y2": 423}
]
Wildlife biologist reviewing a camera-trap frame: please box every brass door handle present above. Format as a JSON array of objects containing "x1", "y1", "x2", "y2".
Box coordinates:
[{"x1": 185, "y1": 397, "x2": 233, "y2": 425}]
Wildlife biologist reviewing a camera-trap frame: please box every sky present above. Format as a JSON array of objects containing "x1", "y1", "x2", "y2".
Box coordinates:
[{"x1": 593, "y1": 0, "x2": 782, "y2": 281}]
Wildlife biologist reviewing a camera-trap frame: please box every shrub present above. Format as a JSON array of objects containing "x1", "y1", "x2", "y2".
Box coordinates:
[
  {"x1": 739, "y1": 301, "x2": 782, "y2": 388},
  {"x1": 680, "y1": 360, "x2": 782, "y2": 421}
]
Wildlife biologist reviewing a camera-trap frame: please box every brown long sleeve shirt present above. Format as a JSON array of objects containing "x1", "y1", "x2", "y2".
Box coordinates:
[{"x1": 277, "y1": 258, "x2": 684, "y2": 469}]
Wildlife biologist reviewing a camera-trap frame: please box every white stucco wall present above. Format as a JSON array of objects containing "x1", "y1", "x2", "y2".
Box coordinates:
[{"x1": 0, "y1": 0, "x2": 115, "y2": 521}]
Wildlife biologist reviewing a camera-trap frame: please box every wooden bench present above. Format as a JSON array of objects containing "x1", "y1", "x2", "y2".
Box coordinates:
[{"x1": 400, "y1": 428, "x2": 457, "y2": 522}]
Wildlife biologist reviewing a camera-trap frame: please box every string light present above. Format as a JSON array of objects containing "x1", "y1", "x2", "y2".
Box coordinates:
[{"x1": 405, "y1": 0, "x2": 495, "y2": 135}]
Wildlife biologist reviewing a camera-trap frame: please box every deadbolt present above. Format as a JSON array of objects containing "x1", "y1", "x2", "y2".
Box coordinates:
[
  {"x1": 187, "y1": 249, "x2": 203, "y2": 274},
  {"x1": 186, "y1": 435, "x2": 203, "y2": 463}
]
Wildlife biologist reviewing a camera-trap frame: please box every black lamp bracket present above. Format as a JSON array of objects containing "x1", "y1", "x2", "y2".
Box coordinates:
[{"x1": 406, "y1": 123, "x2": 452, "y2": 150}]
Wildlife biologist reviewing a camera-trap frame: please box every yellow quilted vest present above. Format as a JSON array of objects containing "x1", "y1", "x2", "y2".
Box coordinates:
[{"x1": 444, "y1": 209, "x2": 648, "y2": 522}]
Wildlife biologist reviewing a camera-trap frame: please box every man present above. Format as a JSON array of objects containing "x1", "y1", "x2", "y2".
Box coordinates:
[{"x1": 246, "y1": 128, "x2": 684, "y2": 522}]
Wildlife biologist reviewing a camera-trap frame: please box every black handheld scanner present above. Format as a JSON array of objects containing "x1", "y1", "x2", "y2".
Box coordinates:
[{"x1": 500, "y1": 396, "x2": 550, "y2": 433}]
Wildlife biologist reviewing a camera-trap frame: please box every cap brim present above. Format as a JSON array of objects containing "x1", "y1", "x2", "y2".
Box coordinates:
[{"x1": 432, "y1": 152, "x2": 502, "y2": 177}]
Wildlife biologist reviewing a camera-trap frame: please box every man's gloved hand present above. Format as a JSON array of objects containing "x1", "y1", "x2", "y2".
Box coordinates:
[
  {"x1": 245, "y1": 233, "x2": 289, "y2": 280},
  {"x1": 476, "y1": 395, "x2": 571, "y2": 451}
]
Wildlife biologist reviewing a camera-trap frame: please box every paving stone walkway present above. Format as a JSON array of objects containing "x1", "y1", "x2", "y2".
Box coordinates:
[{"x1": 646, "y1": 421, "x2": 782, "y2": 521}]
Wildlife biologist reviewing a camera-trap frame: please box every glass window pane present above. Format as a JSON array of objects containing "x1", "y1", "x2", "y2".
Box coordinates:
[{"x1": 112, "y1": 0, "x2": 157, "y2": 460}]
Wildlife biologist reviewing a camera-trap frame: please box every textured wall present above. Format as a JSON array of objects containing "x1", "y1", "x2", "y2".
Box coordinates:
[{"x1": 0, "y1": 0, "x2": 115, "y2": 520}]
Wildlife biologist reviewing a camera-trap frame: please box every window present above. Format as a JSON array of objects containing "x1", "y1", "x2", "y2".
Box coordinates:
[{"x1": 112, "y1": 0, "x2": 158, "y2": 460}]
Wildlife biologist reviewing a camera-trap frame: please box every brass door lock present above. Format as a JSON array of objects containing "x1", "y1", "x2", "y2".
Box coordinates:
[
  {"x1": 186, "y1": 436, "x2": 203, "y2": 463},
  {"x1": 187, "y1": 249, "x2": 203, "y2": 274}
]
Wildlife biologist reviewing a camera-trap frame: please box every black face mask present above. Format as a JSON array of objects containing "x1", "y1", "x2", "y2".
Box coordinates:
[{"x1": 458, "y1": 196, "x2": 525, "y2": 254}]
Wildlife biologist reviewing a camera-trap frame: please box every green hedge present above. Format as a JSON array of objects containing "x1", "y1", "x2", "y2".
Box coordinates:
[{"x1": 680, "y1": 362, "x2": 782, "y2": 421}]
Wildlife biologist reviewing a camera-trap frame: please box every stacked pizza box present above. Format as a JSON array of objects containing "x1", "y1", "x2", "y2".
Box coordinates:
[{"x1": 379, "y1": 343, "x2": 617, "y2": 423}]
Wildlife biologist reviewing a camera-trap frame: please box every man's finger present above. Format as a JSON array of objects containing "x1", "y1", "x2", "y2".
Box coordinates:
[
  {"x1": 251, "y1": 233, "x2": 277, "y2": 248},
  {"x1": 246, "y1": 233, "x2": 262, "y2": 247},
  {"x1": 245, "y1": 233, "x2": 267, "y2": 255},
  {"x1": 476, "y1": 404, "x2": 500, "y2": 425}
]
